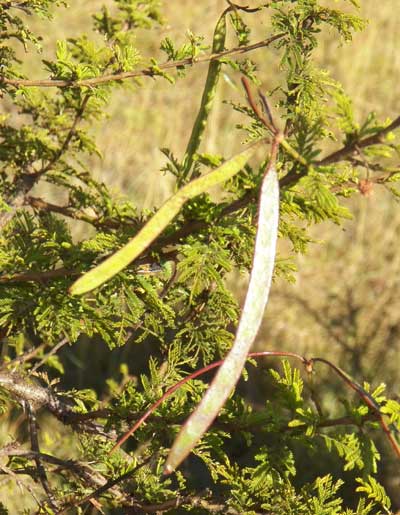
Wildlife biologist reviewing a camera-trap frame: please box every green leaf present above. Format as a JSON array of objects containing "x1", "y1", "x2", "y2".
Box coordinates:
[{"x1": 356, "y1": 476, "x2": 391, "y2": 513}]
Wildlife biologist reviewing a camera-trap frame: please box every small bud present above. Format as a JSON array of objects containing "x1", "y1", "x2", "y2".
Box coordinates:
[{"x1": 358, "y1": 179, "x2": 374, "y2": 197}]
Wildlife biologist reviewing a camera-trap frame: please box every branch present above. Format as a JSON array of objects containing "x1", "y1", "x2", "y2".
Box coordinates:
[
  {"x1": 3, "y1": 110, "x2": 400, "y2": 286},
  {"x1": 2, "y1": 343, "x2": 47, "y2": 369},
  {"x1": 55, "y1": 456, "x2": 152, "y2": 515},
  {"x1": 109, "y1": 351, "x2": 400, "y2": 464},
  {"x1": 57, "y1": 466, "x2": 263, "y2": 515},
  {"x1": 26, "y1": 195, "x2": 139, "y2": 229},
  {"x1": 0, "y1": 34, "x2": 285, "y2": 89},
  {"x1": 0, "y1": 372, "x2": 59, "y2": 410},
  {"x1": 0, "y1": 0, "x2": 31, "y2": 6},
  {"x1": 241, "y1": 76, "x2": 400, "y2": 188},
  {"x1": 38, "y1": 93, "x2": 91, "y2": 175},
  {"x1": 0, "y1": 444, "x2": 109, "y2": 484},
  {"x1": 0, "y1": 93, "x2": 91, "y2": 230},
  {"x1": 195, "y1": 409, "x2": 380, "y2": 436},
  {"x1": 124, "y1": 493, "x2": 263, "y2": 515},
  {"x1": 0, "y1": 464, "x2": 41, "y2": 507},
  {"x1": 0, "y1": 444, "x2": 133, "y2": 510},
  {"x1": 0, "y1": 0, "x2": 32, "y2": 12},
  {"x1": 0, "y1": 250, "x2": 178, "y2": 284},
  {"x1": 26, "y1": 404, "x2": 58, "y2": 511},
  {"x1": 311, "y1": 357, "x2": 400, "y2": 460},
  {"x1": 313, "y1": 413, "x2": 379, "y2": 429},
  {"x1": 0, "y1": 371, "x2": 116, "y2": 437},
  {"x1": 0, "y1": 267, "x2": 81, "y2": 284},
  {"x1": 280, "y1": 115, "x2": 400, "y2": 188},
  {"x1": 319, "y1": 115, "x2": 400, "y2": 166},
  {"x1": 30, "y1": 337, "x2": 68, "y2": 374}
]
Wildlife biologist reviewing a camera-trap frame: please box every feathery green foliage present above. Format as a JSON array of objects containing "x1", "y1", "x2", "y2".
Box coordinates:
[{"x1": 0, "y1": 0, "x2": 399, "y2": 513}]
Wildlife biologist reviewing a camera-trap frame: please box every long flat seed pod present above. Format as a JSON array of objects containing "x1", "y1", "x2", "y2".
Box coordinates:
[
  {"x1": 182, "y1": 7, "x2": 228, "y2": 179},
  {"x1": 70, "y1": 141, "x2": 263, "y2": 296},
  {"x1": 164, "y1": 159, "x2": 280, "y2": 474}
]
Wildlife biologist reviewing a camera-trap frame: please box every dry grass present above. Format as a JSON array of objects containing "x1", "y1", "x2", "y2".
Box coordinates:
[{"x1": 24, "y1": 1, "x2": 399, "y2": 206}]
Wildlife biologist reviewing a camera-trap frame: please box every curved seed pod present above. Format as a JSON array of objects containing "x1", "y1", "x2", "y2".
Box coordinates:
[
  {"x1": 181, "y1": 7, "x2": 229, "y2": 180},
  {"x1": 164, "y1": 162, "x2": 279, "y2": 474},
  {"x1": 69, "y1": 141, "x2": 263, "y2": 296}
]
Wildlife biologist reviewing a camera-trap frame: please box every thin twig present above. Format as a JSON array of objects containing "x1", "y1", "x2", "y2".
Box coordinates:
[
  {"x1": 0, "y1": 34, "x2": 285, "y2": 89},
  {"x1": 1, "y1": 445, "x2": 108, "y2": 483},
  {"x1": 0, "y1": 93, "x2": 91, "y2": 230},
  {"x1": 241, "y1": 76, "x2": 277, "y2": 134},
  {"x1": 30, "y1": 337, "x2": 69, "y2": 374},
  {"x1": 0, "y1": 267, "x2": 81, "y2": 283},
  {"x1": 124, "y1": 493, "x2": 247, "y2": 515},
  {"x1": 0, "y1": 464, "x2": 41, "y2": 508},
  {"x1": 0, "y1": 444, "x2": 132, "y2": 510},
  {"x1": 26, "y1": 195, "x2": 139, "y2": 229},
  {"x1": 55, "y1": 455, "x2": 152, "y2": 515},
  {"x1": 311, "y1": 357, "x2": 400, "y2": 459},
  {"x1": 110, "y1": 351, "x2": 306, "y2": 453},
  {"x1": 1, "y1": 343, "x2": 46, "y2": 371},
  {"x1": 259, "y1": 91, "x2": 276, "y2": 131},
  {"x1": 0, "y1": 250, "x2": 178, "y2": 284},
  {"x1": 37, "y1": 93, "x2": 91, "y2": 175},
  {"x1": 26, "y1": 403, "x2": 58, "y2": 511},
  {"x1": 280, "y1": 115, "x2": 400, "y2": 187}
]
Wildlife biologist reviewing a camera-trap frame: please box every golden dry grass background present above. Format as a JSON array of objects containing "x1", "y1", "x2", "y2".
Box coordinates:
[{"x1": 36, "y1": 0, "x2": 400, "y2": 206}]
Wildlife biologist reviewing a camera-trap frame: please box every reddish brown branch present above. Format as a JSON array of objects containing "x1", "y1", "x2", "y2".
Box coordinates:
[
  {"x1": 311, "y1": 357, "x2": 400, "y2": 460},
  {"x1": 241, "y1": 76, "x2": 278, "y2": 135},
  {"x1": 110, "y1": 351, "x2": 400, "y2": 463}
]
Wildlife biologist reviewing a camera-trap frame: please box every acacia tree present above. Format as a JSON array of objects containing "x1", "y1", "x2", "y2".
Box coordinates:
[{"x1": 0, "y1": 1, "x2": 399, "y2": 513}]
